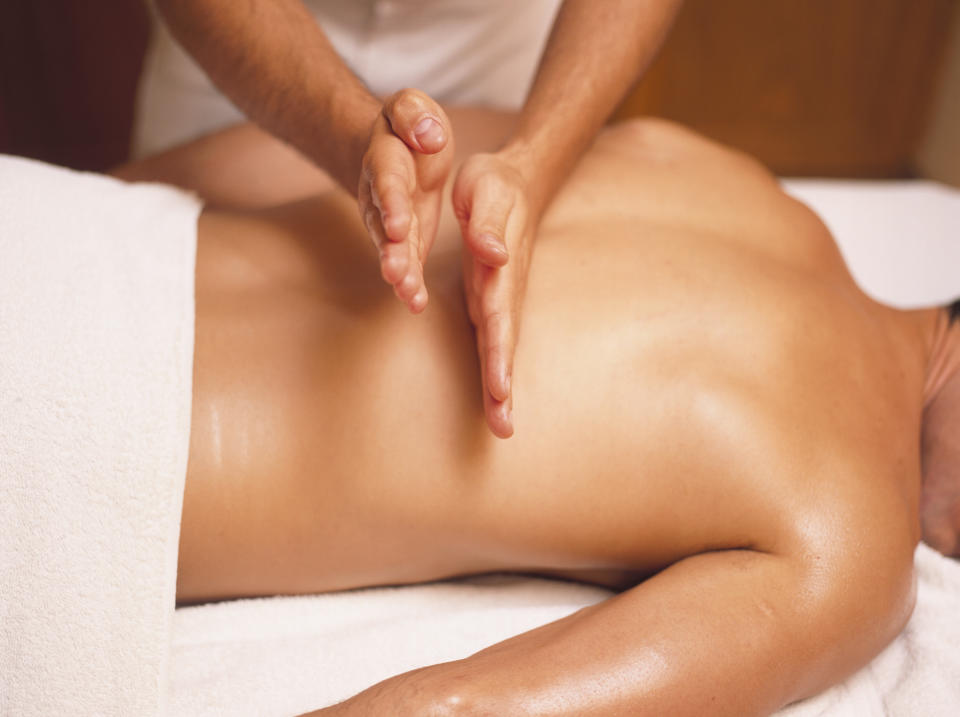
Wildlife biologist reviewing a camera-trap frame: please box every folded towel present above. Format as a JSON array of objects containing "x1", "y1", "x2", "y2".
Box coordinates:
[{"x1": 0, "y1": 156, "x2": 200, "y2": 716}]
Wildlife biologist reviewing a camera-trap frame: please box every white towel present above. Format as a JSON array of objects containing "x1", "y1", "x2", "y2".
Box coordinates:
[{"x1": 0, "y1": 156, "x2": 200, "y2": 716}]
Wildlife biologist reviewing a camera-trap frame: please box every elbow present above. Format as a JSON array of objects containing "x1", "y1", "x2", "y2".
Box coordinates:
[
  {"x1": 784, "y1": 516, "x2": 918, "y2": 701},
  {"x1": 798, "y1": 521, "x2": 916, "y2": 637}
]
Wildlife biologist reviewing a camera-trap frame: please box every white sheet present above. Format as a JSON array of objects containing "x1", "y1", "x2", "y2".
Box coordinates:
[
  {"x1": 782, "y1": 179, "x2": 960, "y2": 307},
  {"x1": 168, "y1": 179, "x2": 960, "y2": 716}
]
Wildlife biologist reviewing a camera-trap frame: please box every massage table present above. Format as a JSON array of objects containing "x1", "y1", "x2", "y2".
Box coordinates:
[{"x1": 2, "y1": 157, "x2": 959, "y2": 716}]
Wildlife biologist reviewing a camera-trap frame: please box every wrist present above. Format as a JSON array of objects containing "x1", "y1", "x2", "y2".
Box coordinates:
[
  {"x1": 308, "y1": 90, "x2": 380, "y2": 196},
  {"x1": 495, "y1": 140, "x2": 551, "y2": 221}
]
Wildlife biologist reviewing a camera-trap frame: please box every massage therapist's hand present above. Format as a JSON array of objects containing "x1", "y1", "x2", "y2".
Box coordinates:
[
  {"x1": 453, "y1": 151, "x2": 541, "y2": 439},
  {"x1": 358, "y1": 89, "x2": 454, "y2": 313}
]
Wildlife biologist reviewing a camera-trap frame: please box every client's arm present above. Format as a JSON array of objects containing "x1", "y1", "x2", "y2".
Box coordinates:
[
  {"x1": 111, "y1": 123, "x2": 334, "y2": 210},
  {"x1": 302, "y1": 504, "x2": 914, "y2": 716}
]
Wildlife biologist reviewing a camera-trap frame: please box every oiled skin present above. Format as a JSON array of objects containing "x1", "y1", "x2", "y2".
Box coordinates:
[{"x1": 176, "y1": 119, "x2": 929, "y2": 714}]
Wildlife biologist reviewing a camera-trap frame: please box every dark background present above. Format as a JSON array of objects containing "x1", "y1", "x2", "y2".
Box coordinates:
[{"x1": 0, "y1": 0, "x2": 956, "y2": 176}]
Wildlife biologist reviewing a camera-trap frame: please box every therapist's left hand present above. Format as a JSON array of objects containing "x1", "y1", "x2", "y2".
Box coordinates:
[
  {"x1": 359, "y1": 89, "x2": 454, "y2": 313},
  {"x1": 453, "y1": 151, "x2": 541, "y2": 439}
]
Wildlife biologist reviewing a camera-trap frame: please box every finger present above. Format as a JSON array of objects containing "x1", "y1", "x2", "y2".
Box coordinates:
[
  {"x1": 472, "y1": 266, "x2": 514, "y2": 438},
  {"x1": 379, "y1": 238, "x2": 409, "y2": 286},
  {"x1": 464, "y1": 254, "x2": 486, "y2": 327},
  {"x1": 393, "y1": 221, "x2": 427, "y2": 310},
  {"x1": 370, "y1": 169, "x2": 412, "y2": 244},
  {"x1": 484, "y1": 386, "x2": 514, "y2": 439},
  {"x1": 406, "y1": 223, "x2": 428, "y2": 312},
  {"x1": 482, "y1": 306, "x2": 512, "y2": 403},
  {"x1": 363, "y1": 176, "x2": 412, "y2": 285},
  {"x1": 465, "y1": 180, "x2": 512, "y2": 268},
  {"x1": 477, "y1": 259, "x2": 517, "y2": 403},
  {"x1": 383, "y1": 88, "x2": 451, "y2": 155},
  {"x1": 410, "y1": 286, "x2": 428, "y2": 314},
  {"x1": 359, "y1": 179, "x2": 390, "y2": 252},
  {"x1": 474, "y1": 321, "x2": 512, "y2": 438}
]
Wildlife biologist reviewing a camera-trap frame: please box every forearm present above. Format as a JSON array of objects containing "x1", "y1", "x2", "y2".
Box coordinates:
[
  {"x1": 504, "y1": 0, "x2": 683, "y2": 214},
  {"x1": 154, "y1": 0, "x2": 379, "y2": 194}
]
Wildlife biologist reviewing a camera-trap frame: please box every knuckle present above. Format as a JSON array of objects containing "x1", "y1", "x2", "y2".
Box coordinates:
[
  {"x1": 371, "y1": 170, "x2": 393, "y2": 193},
  {"x1": 474, "y1": 221, "x2": 505, "y2": 238},
  {"x1": 483, "y1": 307, "x2": 506, "y2": 326},
  {"x1": 397, "y1": 87, "x2": 428, "y2": 105},
  {"x1": 374, "y1": 170, "x2": 410, "y2": 197},
  {"x1": 392, "y1": 88, "x2": 427, "y2": 119}
]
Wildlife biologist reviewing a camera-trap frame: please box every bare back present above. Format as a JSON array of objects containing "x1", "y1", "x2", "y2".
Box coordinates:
[{"x1": 178, "y1": 120, "x2": 924, "y2": 603}]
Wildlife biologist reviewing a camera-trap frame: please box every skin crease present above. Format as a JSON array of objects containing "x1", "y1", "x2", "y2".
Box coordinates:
[
  {"x1": 115, "y1": 112, "x2": 960, "y2": 716},
  {"x1": 151, "y1": 0, "x2": 684, "y2": 438}
]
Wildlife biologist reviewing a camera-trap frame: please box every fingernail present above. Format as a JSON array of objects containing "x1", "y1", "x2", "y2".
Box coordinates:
[{"x1": 414, "y1": 117, "x2": 444, "y2": 148}]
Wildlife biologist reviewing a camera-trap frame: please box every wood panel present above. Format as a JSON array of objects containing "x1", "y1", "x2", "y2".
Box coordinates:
[
  {"x1": 0, "y1": 0, "x2": 149, "y2": 170},
  {"x1": 615, "y1": 0, "x2": 958, "y2": 176}
]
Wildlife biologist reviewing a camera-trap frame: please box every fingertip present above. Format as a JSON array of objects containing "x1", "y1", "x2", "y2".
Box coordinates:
[
  {"x1": 488, "y1": 399, "x2": 514, "y2": 439},
  {"x1": 380, "y1": 246, "x2": 408, "y2": 284},
  {"x1": 396, "y1": 270, "x2": 420, "y2": 301},
  {"x1": 410, "y1": 287, "x2": 429, "y2": 313},
  {"x1": 382, "y1": 210, "x2": 410, "y2": 243},
  {"x1": 472, "y1": 233, "x2": 509, "y2": 267}
]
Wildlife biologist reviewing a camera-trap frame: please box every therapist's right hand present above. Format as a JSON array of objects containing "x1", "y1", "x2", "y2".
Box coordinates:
[{"x1": 358, "y1": 89, "x2": 454, "y2": 313}]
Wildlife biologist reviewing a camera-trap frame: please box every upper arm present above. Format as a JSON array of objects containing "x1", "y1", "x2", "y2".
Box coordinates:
[{"x1": 112, "y1": 123, "x2": 335, "y2": 210}]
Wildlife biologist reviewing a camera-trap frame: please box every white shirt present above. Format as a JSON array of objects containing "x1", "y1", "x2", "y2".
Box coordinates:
[{"x1": 133, "y1": 0, "x2": 562, "y2": 157}]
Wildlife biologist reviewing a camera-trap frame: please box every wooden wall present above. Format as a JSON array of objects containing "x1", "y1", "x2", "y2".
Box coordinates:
[
  {"x1": 0, "y1": 0, "x2": 955, "y2": 176},
  {"x1": 614, "y1": 0, "x2": 959, "y2": 177},
  {"x1": 917, "y1": 5, "x2": 960, "y2": 185}
]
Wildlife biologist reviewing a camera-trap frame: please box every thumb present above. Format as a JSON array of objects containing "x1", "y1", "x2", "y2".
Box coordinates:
[
  {"x1": 463, "y1": 178, "x2": 512, "y2": 268},
  {"x1": 383, "y1": 88, "x2": 450, "y2": 155}
]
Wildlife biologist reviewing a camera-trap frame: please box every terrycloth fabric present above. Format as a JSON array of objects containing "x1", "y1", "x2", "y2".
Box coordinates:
[
  {"x1": 171, "y1": 576, "x2": 611, "y2": 716},
  {"x1": 0, "y1": 156, "x2": 200, "y2": 717},
  {"x1": 780, "y1": 545, "x2": 960, "y2": 717},
  {"x1": 166, "y1": 545, "x2": 960, "y2": 716}
]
